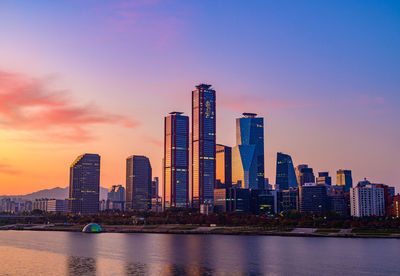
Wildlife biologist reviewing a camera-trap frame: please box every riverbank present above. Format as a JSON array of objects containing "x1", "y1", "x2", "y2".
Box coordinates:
[{"x1": 2, "y1": 224, "x2": 400, "y2": 239}]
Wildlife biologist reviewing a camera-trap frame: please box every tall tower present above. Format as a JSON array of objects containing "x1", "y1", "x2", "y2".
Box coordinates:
[
  {"x1": 191, "y1": 84, "x2": 216, "y2": 208},
  {"x1": 163, "y1": 112, "x2": 189, "y2": 209},
  {"x1": 276, "y1": 152, "x2": 297, "y2": 191},
  {"x1": 295, "y1": 164, "x2": 315, "y2": 186},
  {"x1": 69, "y1": 153, "x2": 100, "y2": 214},
  {"x1": 232, "y1": 113, "x2": 264, "y2": 189},
  {"x1": 216, "y1": 144, "x2": 232, "y2": 188},
  {"x1": 126, "y1": 155, "x2": 152, "y2": 211},
  {"x1": 337, "y1": 169, "x2": 353, "y2": 192}
]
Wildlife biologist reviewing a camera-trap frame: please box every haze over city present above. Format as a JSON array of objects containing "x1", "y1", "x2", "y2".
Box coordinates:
[{"x1": 1, "y1": 0, "x2": 399, "y2": 195}]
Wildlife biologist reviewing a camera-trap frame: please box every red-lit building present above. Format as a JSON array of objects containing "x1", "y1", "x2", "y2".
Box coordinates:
[{"x1": 391, "y1": 195, "x2": 400, "y2": 218}]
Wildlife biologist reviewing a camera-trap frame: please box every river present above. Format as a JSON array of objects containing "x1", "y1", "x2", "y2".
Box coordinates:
[{"x1": 0, "y1": 230, "x2": 399, "y2": 275}]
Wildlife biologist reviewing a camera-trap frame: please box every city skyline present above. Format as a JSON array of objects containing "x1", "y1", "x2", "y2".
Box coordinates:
[{"x1": 1, "y1": 1, "x2": 400, "y2": 195}]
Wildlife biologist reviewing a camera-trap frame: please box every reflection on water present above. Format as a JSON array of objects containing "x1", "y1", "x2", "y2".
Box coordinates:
[
  {"x1": 68, "y1": 256, "x2": 96, "y2": 276},
  {"x1": 0, "y1": 230, "x2": 400, "y2": 276}
]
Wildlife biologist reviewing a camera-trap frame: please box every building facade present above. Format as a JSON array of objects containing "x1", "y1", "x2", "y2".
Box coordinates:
[
  {"x1": 232, "y1": 113, "x2": 264, "y2": 189},
  {"x1": 275, "y1": 152, "x2": 297, "y2": 191},
  {"x1": 69, "y1": 153, "x2": 100, "y2": 214},
  {"x1": 350, "y1": 180, "x2": 385, "y2": 217},
  {"x1": 163, "y1": 112, "x2": 189, "y2": 209},
  {"x1": 216, "y1": 144, "x2": 232, "y2": 188},
  {"x1": 191, "y1": 84, "x2": 216, "y2": 208},
  {"x1": 299, "y1": 183, "x2": 328, "y2": 213},
  {"x1": 107, "y1": 185, "x2": 125, "y2": 211},
  {"x1": 317, "y1": 172, "x2": 332, "y2": 186},
  {"x1": 336, "y1": 169, "x2": 353, "y2": 192},
  {"x1": 126, "y1": 155, "x2": 152, "y2": 211},
  {"x1": 295, "y1": 164, "x2": 315, "y2": 187}
]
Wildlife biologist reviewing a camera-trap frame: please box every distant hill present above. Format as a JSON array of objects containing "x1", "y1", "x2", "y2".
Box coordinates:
[{"x1": 0, "y1": 186, "x2": 109, "y2": 201}]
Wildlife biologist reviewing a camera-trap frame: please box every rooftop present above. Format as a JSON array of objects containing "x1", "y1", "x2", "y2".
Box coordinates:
[{"x1": 242, "y1": 112, "x2": 257, "y2": 118}]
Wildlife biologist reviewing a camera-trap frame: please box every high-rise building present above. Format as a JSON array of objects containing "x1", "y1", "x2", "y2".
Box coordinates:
[
  {"x1": 317, "y1": 172, "x2": 332, "y2": 186},
  {"x1": 107, "y1": 185, "x2": 125, "y2": 211},
  {"x1": 299, "y1": 183, "x2": 328, "y2": 213},
  {"x1": 232, "y1": 113, "x2": 264, "y2": 189},
  {"x1": 391, "y1": 195, "x2": 400, "y2": 218},
  {"x1": 278, "y1": 188, "x2": 299, "y2": 214},
  {"x1": 295, "y1": 164, "x2": 315, "y2": 187},
  {"x1": 126, "y1": 155, "x2": 152, "y2": 211},
  {"x1": 275, "y1": 152, "x2": 297, "y2": 191},
  {"x1": 214, "y1": 187, "x2": 251, "y2": 213},
  {"x1": 216, "y1": 144, "x2": 232, "y2": 188},
  {"x1": 151, "y1": 177, "x2": 159, "y2": 198},
  {"x1": 163, "y1": 112, "x2": 189, "y2": 209},
  {"x1": 336, "y1": 169, "x2": 353, "y2": 192},
  {"x1": 350, "y1": 180, "x2": 385, "y2": 217},
  {"x1": 69, "y1": 153, "x2": 100, "y2": 214},
  {"x1": 191, "y1": 84, "x2": 216, "y2": 208}
]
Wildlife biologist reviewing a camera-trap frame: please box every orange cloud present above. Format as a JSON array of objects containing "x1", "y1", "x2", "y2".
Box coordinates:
[
  {"x1": 0, "y1": 163, "x2": 20, "y2": 175},
  {"x1": 0, "y1": 70, "x2": 139, "y2": 142}
]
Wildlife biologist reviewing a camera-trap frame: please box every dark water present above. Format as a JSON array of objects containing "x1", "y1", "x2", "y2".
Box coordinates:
[{"x1": 0, "y1": 230, "x2": 399, "y2": 275}]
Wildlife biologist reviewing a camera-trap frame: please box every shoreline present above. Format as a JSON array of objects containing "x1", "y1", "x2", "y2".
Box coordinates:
[{"x1": 2, "y1": 224, "x2": 400, "y2": 239}]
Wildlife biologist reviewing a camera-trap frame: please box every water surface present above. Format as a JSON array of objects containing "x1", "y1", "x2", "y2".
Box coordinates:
[{"x1": 0, "y1": 230, "x2": 399, "y2": 275}]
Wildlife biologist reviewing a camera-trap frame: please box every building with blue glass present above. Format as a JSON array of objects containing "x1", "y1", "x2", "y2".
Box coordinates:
[
  {"x1": 163, "y1": 112, "x2": 189, "y2": 209},
  {"x1": 126, "y1": 155, "x2": 152, "y2": 211},
  {"x1": 69, "y1": 153, "x2": 100, "y2": 214},
  {"x1": 275, "y1": 152, "x2": 297, "y2": 191},
  {"x1": 191, "y1": 84, "x2": 216, "y2": 208},
  {"x1": 232, "y1": 113, "x2": 264, "y2": 189}
]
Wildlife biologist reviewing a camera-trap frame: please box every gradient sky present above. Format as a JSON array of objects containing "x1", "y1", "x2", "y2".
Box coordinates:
[{"x1": 1, "y1": 0, "x2": 399, "y2": 195}]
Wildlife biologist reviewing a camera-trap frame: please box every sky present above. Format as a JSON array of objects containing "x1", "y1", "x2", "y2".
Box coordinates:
[{"x1": 0, "y1": 0, "x2": 399, "y2": 195}]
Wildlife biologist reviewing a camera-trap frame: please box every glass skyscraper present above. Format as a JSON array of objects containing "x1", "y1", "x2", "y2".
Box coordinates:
[
  {"x1": 163, "y1": 112, "x2": 189, "y2": 209},
  {"x1": 126, "y1": 155, "x2": 152, "y2": 211},
  {"x1": 232, "y1": 113, "x2": 264, "y2": 189},
  {"x1": 275, "y1": 152, "x2": 297, "y2": 191},
  {"x1": 337, "y1": 169, "x2": 353, "y2": 192},
  {"x1": 69, "y1": 153, "x2": 100, "y2": 214},
  {"x1": 295, "y1": 164, "x2": 315, "y2": 186},
  {"x1": 216, "y1": 144, "x2": 232, "y2": 188},
  {"x1": 191, "y1": 84, "x2": 216, "y2": 208}
]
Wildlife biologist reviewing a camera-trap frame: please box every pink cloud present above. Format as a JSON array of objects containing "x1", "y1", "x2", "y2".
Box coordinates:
[
  {"x1": 0, "y1": 70, "x2": 139, "y2": 142},
  {"x1": 0, "y1": 163, "x2": 20, "y2": 175}
]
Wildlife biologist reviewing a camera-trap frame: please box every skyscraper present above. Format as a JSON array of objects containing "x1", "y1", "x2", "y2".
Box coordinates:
[
  {"x1": 232, "y1": 113, "x2": 264, "y2": 189},
  {"x1": 350, "y1": 180, "x2": 385, "y2": 217},
  {"x1": 191, "y1": 84, "x2": 216, "y2": 208},
  {"x1": 317, "y1": 172, "x2": 332, "y2": 186},
  {"x1": 299, "y1": 183, "x2": 328, "y2": 213},
  {"x1": 216, "y1": 144, "x2": 232, "y2": 188},
  {"x1": 295, "y1": 164, "x2": 315, "y2": 186},
  {"x1": 69, "y1": 153, "x2": 100, "y2": 214},
  {"x1": 275, "y1": 152, "x2": 297, "y2": 191},
  {"x1": 163, "y1": 112, "x2": 189, "y2": 209},
  {"x1": 151, "y1": 177, "x2": 159, "y2": 198},
  {"x1": 336, "y1": 169, "x2": 353, "y2": 192},
  {"x1": 126, "y1": 155, "x2": 152, "y2": 211}
]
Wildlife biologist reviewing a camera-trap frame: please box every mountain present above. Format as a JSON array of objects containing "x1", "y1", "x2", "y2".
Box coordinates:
[{"x1": 0, "y1": 186, "x2": 109, "y2": 201}]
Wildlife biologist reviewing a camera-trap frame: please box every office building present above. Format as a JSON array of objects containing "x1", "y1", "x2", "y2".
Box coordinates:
[
  {"x1": 278, "y1": 188, "x2": 299, "y2": 214},
  {"x1": 295, "y1": 165, "x2": 315, "y2": 187},
  {"x1": 107, "y1": 185, "x2": 125, "y2": 211},
  {"x1": 328, "y1": 186, "x2": 349, "y2": 216},
  {"x1": 126, "y1": 155, "x2": 152, "y2": 211},
  {"x1": 216, "y1": 144, "x2": 232, "y2": 188},
  {"x1": 317, "y1": 172, "x2": 332, "y2": 186},
  {"x1": 163, "y1": 112, "x2": 189, "y2": 209},
  {"x1": 299, "y1": 183, "x2": 328, "y2": 213},
  {"x1": 151, "y1": 177, "x2": 159, "y2": 198},
  {"x1": 350, "y1": 180, "x2": 385, "y2": 217},
  {"x1": 336, "y1": 169, "x2": 353, "y2": 192},
  {"x1": 214, "y1": 187, "x2": 251, "y2": 213},
  {"x1": 275, "y1": 152, "x2": 297, "y2": 190},
  {"x1": 232, "y1": 113, "x2": 264, "y2": 189},
  {"x1": 191, "y1": 84, "x2": 216, "y2": 208},
  {"x1": 69, "y1": 153, "x2": 100, "y2": 214},
  {"x1": 251, "y1": 189, "x2": 277, "y2": 215},
  {"x1": 392, "y1": 195, "x2": 400, "y2": 218}
]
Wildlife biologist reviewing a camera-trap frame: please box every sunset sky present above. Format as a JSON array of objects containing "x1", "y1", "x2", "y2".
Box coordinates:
[{"x1": 1, "y1": 0, "x2": 399, "y2": 195}]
